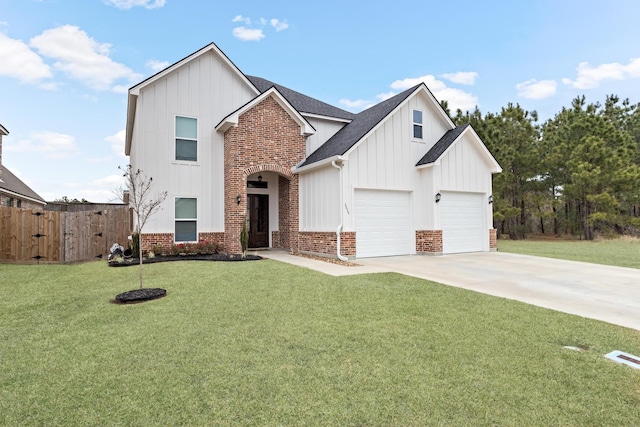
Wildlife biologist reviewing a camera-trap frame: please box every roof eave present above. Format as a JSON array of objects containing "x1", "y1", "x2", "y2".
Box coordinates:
[
  {"x1": 301, "y1": 112, "x2": 353, "y2": 124},
  {"x1": 125, "y1": 92, "x2": 136, "y2": 156},
  {"x1": 292, "y1": 155, "x2": 345, "y2": 174},
  {"x1": 0, "y1": 188, "x2": 46, "y2": 205}
]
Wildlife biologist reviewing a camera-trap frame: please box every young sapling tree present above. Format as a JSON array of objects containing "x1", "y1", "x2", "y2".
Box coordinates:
[{"x1": 120, "y1": 165, "x2": 168, "y2": 289}]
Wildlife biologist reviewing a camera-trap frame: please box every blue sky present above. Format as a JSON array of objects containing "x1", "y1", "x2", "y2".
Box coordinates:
[{"x1": 1, "y1": 0, "x2": 640, "y2": 202}]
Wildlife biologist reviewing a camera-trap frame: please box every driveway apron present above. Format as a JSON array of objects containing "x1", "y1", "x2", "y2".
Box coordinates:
[{"x1": 357, "y1": 252, "x2": 640, "y2": 331}]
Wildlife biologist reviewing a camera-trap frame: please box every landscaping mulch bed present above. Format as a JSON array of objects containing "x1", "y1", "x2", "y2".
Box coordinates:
[
  {"x1": 113, "y1": 288, "x2": 167, "y2": 304},
  {"x1": 297, "y1": 253, "x2": 361, "y2": 267},
  {"x1": 108, "y1": 253, "x2": 262, "y2": 267}
]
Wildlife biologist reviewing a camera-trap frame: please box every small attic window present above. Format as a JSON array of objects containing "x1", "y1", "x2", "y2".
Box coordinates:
[{"x1": 413, "y1": 110, "x2": 423, "y2": 140}]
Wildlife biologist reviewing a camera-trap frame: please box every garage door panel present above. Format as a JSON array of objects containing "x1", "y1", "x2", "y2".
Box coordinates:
[
  {"x1": 355, "y1": 190, "x2": 412, "y2": 258},
  {"x1": 440, "y1": 192, "x2": 484, "y2": 254}
]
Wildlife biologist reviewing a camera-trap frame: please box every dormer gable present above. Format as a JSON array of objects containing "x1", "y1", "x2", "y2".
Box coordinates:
[{"x1": 216, "y1": 87, "x2": 316, "y2": 136}]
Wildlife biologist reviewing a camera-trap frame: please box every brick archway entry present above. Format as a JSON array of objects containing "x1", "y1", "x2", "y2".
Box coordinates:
[
  {"x1": 224, "y1": 165, "x2": 298, "y2": 254},
  {"x1": 222, "y1": 95, "x2": 305, "y2": 254}
]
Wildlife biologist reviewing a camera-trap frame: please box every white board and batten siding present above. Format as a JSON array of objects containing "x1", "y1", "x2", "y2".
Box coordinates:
[
  {"x1": 130, "y1": 51, "x2": 257, "y2": 235},
  {"x1": 305, "y1": 118, "x2": 346, "y2": 157},
  {"x1": 340, "y1": 92, "x2": 450, "y2": 257},
  {"x1": 299, "y1": 165, "x2": 340, "y2": 231}
]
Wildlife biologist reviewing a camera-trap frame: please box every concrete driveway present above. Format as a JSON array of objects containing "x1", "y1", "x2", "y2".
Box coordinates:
[{"x1": 357, "y1": 252, "x2": 640, "y2": 331}]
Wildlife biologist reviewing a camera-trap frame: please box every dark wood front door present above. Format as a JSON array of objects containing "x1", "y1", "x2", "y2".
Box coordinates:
[{"x1": 247, "y1": 194, "x2": 269, "y2": 248}]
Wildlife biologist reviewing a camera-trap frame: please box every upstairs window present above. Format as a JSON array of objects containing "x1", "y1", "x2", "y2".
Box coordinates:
[
  {"x1": 412, "y1": 110, "x2": 423, "y2": 140},
  {"x1": 175, "y1": 116, "x2": 197, "y2": 161},
  {"x1": 175, "y1": 197, "x2": 197, "y2": 242}
]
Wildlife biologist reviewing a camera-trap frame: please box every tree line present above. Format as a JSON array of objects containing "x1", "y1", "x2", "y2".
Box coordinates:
[{"x1": 441, "y1": 95, "x2": 640, "y2": 240}]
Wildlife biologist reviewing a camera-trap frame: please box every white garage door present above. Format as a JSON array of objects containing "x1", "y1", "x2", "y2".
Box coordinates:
[
  {"x1": 440, "y1": 192, "x2": 484, "y2": 254},
  {"x1": 354, "y1": 189, "x2": 412, "y2": 258}
]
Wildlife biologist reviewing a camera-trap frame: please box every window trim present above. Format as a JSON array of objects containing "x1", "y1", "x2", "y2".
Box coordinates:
[
  {"x1": 174, "y1": 196, "x2": 198, "y2": 243},
  {"x1": 412, "y1": 109, "x2": 424, "y2": 141},
  {"x1": 175, "y1": 115, "x2": 198, "y2": 162}
]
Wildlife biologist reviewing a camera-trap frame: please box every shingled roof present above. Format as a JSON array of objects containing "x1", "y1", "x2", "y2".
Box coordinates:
[
  {"x1": 246, "y1": 76, "x2": 355, "y2": 121},
  {"x1": 299, "y1": 84, "x2": 421, "y2": 167},
  {"x1": 0, "y1": 165, "x2": 46, "y2": 204},
  {"x1": 416, "y1": 124, "x2": 470, "y2": 166}
]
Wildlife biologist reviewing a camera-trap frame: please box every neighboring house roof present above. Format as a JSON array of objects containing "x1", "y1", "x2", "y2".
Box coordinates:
[
  {"x1": 246, "y1": 76, "x2": 355, "y2": 122},
  {"x1": 0, "y1": 123, "x2": 8, "y2": 136},
  {"x1": 216, "y1": 86, "x2": 316, "y2": 136},
  {"x1": 416, "y1": 123, "x2": 502, "y2": 173},
  {"x1": 0, "y1": 165, "x2": 46, "y2": 204},
  {"x1": 298, "y1": 84, "x2": 422, "y2": 168}
]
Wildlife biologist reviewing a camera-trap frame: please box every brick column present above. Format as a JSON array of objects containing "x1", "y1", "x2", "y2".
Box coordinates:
[
  {"x1": 416, "y1": 230, "x2": 443, "y2": 254},
  {"x1": 489, "y1": 228, "x2": 497, "y2": 251}
]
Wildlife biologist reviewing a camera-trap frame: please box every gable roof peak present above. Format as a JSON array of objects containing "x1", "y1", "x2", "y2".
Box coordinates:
[{"x1": 298, "y1": 84, "x2": 430, "y2": 168}]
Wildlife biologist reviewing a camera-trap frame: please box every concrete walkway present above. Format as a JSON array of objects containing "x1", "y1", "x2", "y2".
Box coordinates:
[{"x1": 260, "y1": 250, "x2": 640, "y2": 331}]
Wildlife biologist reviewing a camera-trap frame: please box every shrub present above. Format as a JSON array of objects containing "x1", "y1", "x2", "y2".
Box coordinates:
[{"x1": 153, "y1": 240, "x2": 223, "y2": 256}]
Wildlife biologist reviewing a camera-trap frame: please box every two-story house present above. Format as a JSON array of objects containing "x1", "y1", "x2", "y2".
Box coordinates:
[{"x1": 125, "y1": 42, "x2": 501, "y2": 258}]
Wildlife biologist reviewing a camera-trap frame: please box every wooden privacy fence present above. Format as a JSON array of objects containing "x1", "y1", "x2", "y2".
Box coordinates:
[{"x1": 0, "y1": 205, "x2": 130, "y2": 264}]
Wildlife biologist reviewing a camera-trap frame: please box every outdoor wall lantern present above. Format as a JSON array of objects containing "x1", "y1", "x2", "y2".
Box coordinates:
[
  {"x1": 488, "y1": 195, "x2": 494, "y2": 204},
  {"x1": 435, "y1": 192, "x2": 441, "y2": 203},
  {"x1": 236, "y1": 194, "x2": 241, "y2": 205},
  {"x1": 257, "y1": 175, "x2": 262, "y2": 182}
]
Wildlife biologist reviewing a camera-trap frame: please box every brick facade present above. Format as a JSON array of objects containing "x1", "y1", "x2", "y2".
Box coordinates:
[
  {"x1": 489, "y1": 228, "x2": 497, "y2": 250},
  {"x1": 141, "y1": 233, "x2": 173, "y2": 252},
  {"x1": 416, "y1": 230, "x2": 443, "y2": 254},
  {"x1": 299, "y1": 231, "x2": 356, "y2": 258},
  {"x1": 223, "y1": 95, "x2": 305, "y2": 254},
  {"x1": 141, "y1": 232, "x2": 225, "y2": 252}
]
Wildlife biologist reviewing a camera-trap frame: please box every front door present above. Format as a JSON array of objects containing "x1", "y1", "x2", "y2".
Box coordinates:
[{"x1": 247, "y1": 194, "x2": 269, "y2": 248}]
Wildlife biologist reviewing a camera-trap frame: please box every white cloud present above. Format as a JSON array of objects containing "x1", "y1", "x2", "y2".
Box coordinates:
[
  {"x1": 232, "y1": 27, "x2": 265, "y2": 42},
  {"x1": 232, "y1": 15, "x2": 251, "y2": 25},
  {"x1": 562, "y1": 58, "x2": 640, "y2": 89},
  {"x1": 391, "y1": 74, "x2": 478, "y2": 112},
  {"x1": 270, "y1": 19, "x2": 289, "y2": 31},
  {"x1": 339, "y1": 98, "x2": 372, "y2": 109},
  {"x1": 106, "y1": 129, "x2": 127, "y2": 159},
  {"x1": 0, "y1": 33, "x2": 52, "y2": 83},
  {"x1": 516, "y1": 79, "x2": 557, "y2": 99},
  {"x1": 339, "y1": 75, "x2": 477, "y2": 113},
  {"x1": 375, "y1": 91, "x2": 396, "y2": 102},
  {"x1": 146, "y1": 59, "x2": 169, "y2": 72},
  {"x1": 232, "y1": 15, "x2": 289, "y2": 41},
  {"x1": 30, "y1": 25, "x2": 142, "y2": 91},
  {"x1": 103, "y1": 0, "x2": 165, "y2": 9},
  {"x1": 5, "y1": 131, "x2": 77, "y2": 158},
  {"x1": 440, "y1": 71, "x2": 478, "y2": 85},
  {"x1": 61, "y1": 174, "x2": 125, "y2": 202}
]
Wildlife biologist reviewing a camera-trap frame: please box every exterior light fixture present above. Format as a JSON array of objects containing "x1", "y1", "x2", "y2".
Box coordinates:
[
  {"x1": 257, "y1": 175, "x2": 262, "y2": 182},
  {"x1": 435, "y1": 192, "x2": 441, "y2": 203},
  {"x1": 236, "y1": 194, "x2": 241, "y2": 205},
  {"x1": 488, "y1": 195, "x2": 494, "y2": 204}
]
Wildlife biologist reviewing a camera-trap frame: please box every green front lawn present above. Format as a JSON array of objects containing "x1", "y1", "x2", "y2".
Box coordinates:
[
  {"x1": 1, "y1": 260, "x2": 639, "y2": 426},
  {"x1": 497, "y1": 237, "x2": 640, "y2": 269}
]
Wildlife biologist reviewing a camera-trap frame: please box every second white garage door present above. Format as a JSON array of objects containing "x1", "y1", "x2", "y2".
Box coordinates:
[
  {"x1": 354, "y1": 189, "x2": 413, "y2": 258},
  {"x1": 440, "y1": 191, "x2": 485, "y2": 254}
]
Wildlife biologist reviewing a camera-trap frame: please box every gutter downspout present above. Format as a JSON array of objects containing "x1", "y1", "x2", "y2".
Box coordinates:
[{"x1": 331, "y1": 160, "x2": 348, "y2": 261}]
